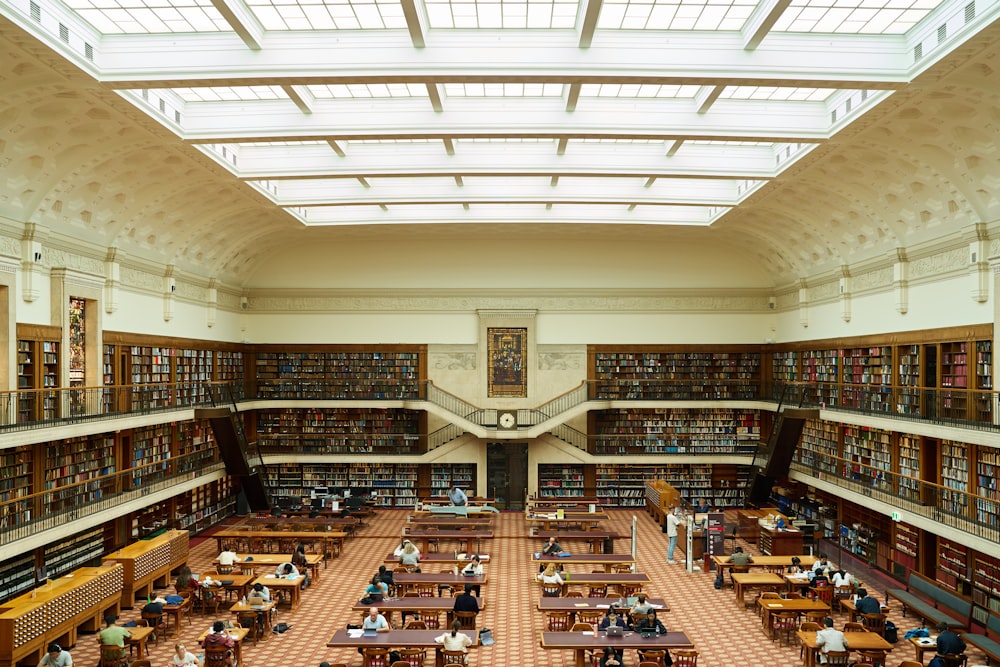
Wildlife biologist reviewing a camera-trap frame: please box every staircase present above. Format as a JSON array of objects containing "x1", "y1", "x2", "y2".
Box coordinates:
[
  {"x1": 199, "y1": 386, "x2": 271, "y2": 511},
  {"x1": 746, "y1": 405, "x2": 818, "y2": 505}
]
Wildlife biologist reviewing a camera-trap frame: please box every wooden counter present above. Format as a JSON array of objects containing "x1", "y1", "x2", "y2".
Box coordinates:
[
  {"x1": 102, "y1": 529, "x2": 189, "y2": 607},
  {"x1": 0, "y1": 564, "x2": 123, "y2": 667},
  {"x1": 759, "y1": 525, "x2": 803, "y2": 556},
  {"x1": 676, "y1": 522, "x2": 705, "y2": 560}
]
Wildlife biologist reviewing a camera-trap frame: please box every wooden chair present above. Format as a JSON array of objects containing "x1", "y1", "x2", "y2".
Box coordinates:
[
  {"x1": 417, "y1": 584, "x2": 437, "y2": 598},
  {"x1": 673, "y1": 650, "x2": 699, "y2": 667},
  {"x1": 197, "y1": 587, "x2": 221, "y2": 616},
  {"x1": 811, "y1": 585, "x2": 834, "y2": 607},
  {"x1": 833, "y1": 585, "x2": 853, "y2": 612},
  {"x1": 758, "y1": 592, "x2": 781, "y2": 618},
  {"x1": 821, "y1": 650, "x2": 852, "y2": 666},
  {"x1": 636, "y1": 649, "x2": 666, "y2": 666},
  {"x1": 772, "y1": 611, "x2": 800, "y2": 645},
  {"x1": 440, "y1": 650, "x2": 467, "y2": 666},
  {"x1": 546, "y1": 611, "x2": 570, "y2": 631},
  {"x1": 203, "y1": 644, "x2": 233, "y2": 667},
  {"x1": 417, "y1": 611, "x2": 440, "y2": 629},
  {"x1": 784, "y1": 592, "x2": 805, "y2": 600},
  {"x1": 565, "y1": 591, "x2": 584, "y2": 598},
  {"x1": 362, "y1": 647, "x2": 391, "y2": 667},
  {"x1": 934, "y1": 654, "x2": 969, "y2": 667},
  {"x1": 237, "y1": 562, "x2": 257, "y2": 576},
  {"x1": 896, "y1": 662, "x2": 924, "y2": 667},
  {"x1": 454, "y1": 611, "x2": 477, "y2": 630},
  {"x1": 99, "y1": 644, "x2": 129, "y2": 667},
  {"x1": 856, "y1": 649, "x2": 889, "y2": 667},
  {"x1": 620, "y1": 584, "x2": 643, "y2": 598},
  {"x1": 391, "y1": 662, "x2": 411, "y2": 667},
  {"x1": 612, "y1": 564, "x2": 633, "y2": 573},
  {"x1": 586, "y1": 584, "x2": 608, "y2": 597},
  {"x1": 803, "y1": 610, "x2": 827, "y2": 624},
  {"x1": 404, "y1": 620, "x2": 428, "y2": 629},
  {"x1": 215, "y1": 565, "x2": 234, "y2": 575},
  {"x1": 800, "y1": 622, "x2": 822, "y2": 660},
  {"x1": 861, "y1": 612, "x2": 887, "y2": 636},
  {"x1": 843, "y1": 622, "x2": 866, "y2": 632},
  {"x1": 577, "y1": 610, "x2": 604, "y2": 627},
  {"x1": 237, "y1": 611, "x2": 262, "y2": 645},
  {"x1": 570, "y1": 622, "x2": 594, "y2": 632},
  {"x1": 397, "y1": 647, "x2": 427, "y2": 667},
  {"x1": 140, "y1": 609, "x2": 166, "y2": 644},
  {"x1": 541, "y1": 583, "x2": 563, "y2": 598}
]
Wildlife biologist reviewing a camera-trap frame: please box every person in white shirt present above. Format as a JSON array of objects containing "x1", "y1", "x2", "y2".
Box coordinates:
[
  {"x1": 362, "y1": 608, "x2": 390, "y2": 632},
  {"x1": 435, "y1": 620, "x2": 473, "y2": 652},
  {"x1": 275, "y1": 563, "x2": 299, "y2": 578},
  {"x1": 217, "y1": 550, "x2": 239, "y2": 568},
  {"x1": 830, "y1": 570, "x2": 853, "y2": 588},
  {"x1": 172, "y1": 643, "x2": 201, "y2": 667},
  {"x1": 666, "y1": 507, "x2": 682, "y2": 564},
  {"x1": 460, "y1": 555, "x2": 484, "y2": 596},
  {"x1": 537, "y1": 563, "x2": 564, "y2": 596},
  {"x1": 815, "y1": 617, "x2": 849, "y2": 663}
]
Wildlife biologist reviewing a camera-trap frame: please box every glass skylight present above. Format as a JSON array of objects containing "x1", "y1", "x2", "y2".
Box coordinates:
[
  {"x1": 598, "y1": 0, "x2": 757, "y2": 31},
  {"x1": 308, "y1": 84, "x2": 428, "y2": 99},
  {"x1": 243, "y1": 0, "x2": 407, "y2": 30},
  {"x1": 62, "y1": 0, "x2": 229, "y2": 33},
  {"x1": 719, "y1": 87, "x2": 834, "y2": 102},
  {"x1": 424, "y1": 0, "x2": 579, "y2": 29},
  {"x1": 443, "y1": 83, "x2": 565, "y2": 97},
  {"x1": 773, "y1": 0, "x2": 942, "y2": 34},
  {"x1": 580, "y1": 84, "x2": 701, "y2": 98},
  {"x1": 174, "y1": 87, "x2": 288, "y2": 103}
]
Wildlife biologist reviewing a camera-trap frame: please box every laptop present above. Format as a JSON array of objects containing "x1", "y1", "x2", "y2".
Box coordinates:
[
  {"x1": 640, "y1": 629, "x2": 659, "y2": 639},
  {"x1": 362, "y1": 627, "x2": 378, "y2": 638},
  {"x1": 605, "y1": 625, "x2": 624, "y2": 637}
]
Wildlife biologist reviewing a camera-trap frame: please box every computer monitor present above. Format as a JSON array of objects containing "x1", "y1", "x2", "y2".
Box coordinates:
[
  {"x1": 694, "y1": 512, "x2": 708, "y2": 527},
  {"x1": 311, "y1": 486, "x2": 330, "y2": 499},
  {"x1": 311, "y1": 498, "x2": 325, "y2": 511}
]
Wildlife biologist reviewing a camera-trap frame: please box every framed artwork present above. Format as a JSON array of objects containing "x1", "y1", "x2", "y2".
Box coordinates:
[{"x1": 487, "y1": 327, "x2": 527, "y2": 397}]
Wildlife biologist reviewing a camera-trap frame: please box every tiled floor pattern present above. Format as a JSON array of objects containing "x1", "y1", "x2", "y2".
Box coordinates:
[{"x1": 65, "y1": 509, "x2": 991, "y2": 667}]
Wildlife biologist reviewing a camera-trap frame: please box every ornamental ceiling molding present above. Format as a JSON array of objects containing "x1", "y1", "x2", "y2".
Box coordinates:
[{"x1": 244, "y1": 290, "x2": 771, "y2": 314}]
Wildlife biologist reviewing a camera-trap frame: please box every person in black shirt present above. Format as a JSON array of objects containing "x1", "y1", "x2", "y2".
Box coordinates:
[
  {"x1": 452, "y1": 584, "x2": 480, "y2": 615},
  {"x1": 853, "y1": 588, "x2": 882, "y2": 615},
  {"x1": 935, "y1": 622, "x2": 966, "y2": 656}
]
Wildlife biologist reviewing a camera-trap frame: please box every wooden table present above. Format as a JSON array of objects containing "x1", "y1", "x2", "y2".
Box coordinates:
[
  {"x1": 796, "y1": 630, "x2": 893, "y2": 667},
  {"x1": 537, "y1": 596, "x2": 669, "y2": 622},
  {"x1": 103, "y1": 530, "x2": 189, "y2": 607},
  {"x1": 531, "y1": 553, "x2": 635, "y2": 572},
  {"x1": 406, "y1": 517, "x2": 495, "y2": 529},
  {"x1": 537, "y1": 572, "x2": 650, "y2": 595},
  {"x1": 197, "y1": 627, "x2": 249, "y2": 665},
  {"x1": 200, "y1": 573, "x2": 257, "y2": 600},
  {"x1": 908, "y1": 635, "x2": 939, "y2": 663},
  {"x1": 540, "y1": 630, "x2": 694, "y2": 667},
  {"x1": 213, "y1": 530, "x2": 347, "y2": 559},
  {"x1": 535, "y1": 530, "x2": 622, "y2": 554},
  {"x1": 732, "y1": 573, "x2": 785, "y2": 607},
  {"x1": 757, "y1": 598, "x2": 829, "y2": 639},
  {"x1": 214, "y1": 553, "x2": 325, "y2": 579},
  {"x1": 251, "y1": 575, "x2": 306, "y2": 611},
  {"x1": 245, "y1": 516, "x2": 361, "y2": 533},
  {"x1": 527, "y1": 498, "x2": 601, "y2": 510},
  {"x1": 402, "y1": 529, "x2": 493, "y2": 554},
  {"x1": 838, "y1": 599, "x2": 889, "y2": 623},
  {"x1": 383, "y1": 553, "x2": 491, "y2": 567},
  {"x1": 525, "y1": 511, "x2": 610, "y2": 531},
  {"x1": 393, "y1": 572, "x2": 488, "y2": 593},
  {"x1": 228, "y1": 600, "x2": 277, "y2": 641},
  {"x1": 125, "y1": 625, "x2": 155, "y2": 659},
  {"x1": 327, "y1": 628, "x2": 477, "y2": 667},
  {"x1": 713, "y1": 555, "x2": 817, "y2": 575},
  {"x1": 352, "y1": 596, "x2": 487, "y2": 626}
]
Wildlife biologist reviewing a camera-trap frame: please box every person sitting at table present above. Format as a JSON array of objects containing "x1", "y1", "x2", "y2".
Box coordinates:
[
  {"x1": 853, "y1": 588, "x2": 881, "y2": 615},
  {"x1": 172, "y1": 643, "x2": 201, "y2": 667},
  {"x1": 435, "y1": 620, "x2": 473, "y2": 652},
  {"x1": 217, "y1": 549, "x2": 240, "y2": 568},
  {"x1": 542, "y1": 536, "x2": 563, "y2": 556},
  {"x1": 536, "y1": 563, "x2": 564, "y2": 595},
  {"x1": 38, "y1": 643, "x2": 72, "y2": 667},
  {"x1": 727, "y1": 546, "x2": 753, "y2": 584},
  {"x1": 830, "y1": 569, "x2": 853, "y2": 589},
  {"x1": 397, "y1": 540, "x2": 421, "y2": 568},
  {"x1": 460, "y1": 555, "x2": 484, "y2": 596},
  {"x1": 249, "y1": 582, "x2": 270, "y2": 604},
  {"x1": 291, "y1": 543, "x2": 310, "y2": 589},
  {"x1": 98, "y1": 615, "x2": 131, "y2": 659},
  {"x1": 599, "y1": 609, "x2": 630, "y2": 632},
  {"x1": 377, "y1": 565, "x2": 395, "y2": 590},
  {"x1": 275, "y1": 562, "x2": 300, "y2": 579},
  {"x1": 362, "y1": 607, "x2": 390, "y2": 633},
  {"x1": 815, "y1": 617, "x2": 848, "y2": 664},
  {"x1": 599, "y1": 646, "x2": 623, "y2": 667},
  {"x1": 936, "y1": 622, "x2": 966, "y2": 656},
  {"x1": 365, "y1": 574, "x2": 389, "y2": 600},
  {"x1": 811, "y1": 568, "x2": 830, "y2": 588},
  {"x1": 201, "y1": 621, "x2": 235, "y2": 667},
  {"x1": 812, "y1": 555, "x2": 833, "y2": 573},
  {"x1": 448, "y1": 486, "x2": 468, "y2": 507},
  {"x1": 175, "y1": 566, "x2": 199, "y2": 594},
  {"x1": 630, "y1": 593, "x2": 654, "y2": 617},
  {"x1": 453, "y1": 583, "x2": 480, "y2": 615},
  {"x1": 635, "y1": 610, "x2": 672, "y2": 665}
]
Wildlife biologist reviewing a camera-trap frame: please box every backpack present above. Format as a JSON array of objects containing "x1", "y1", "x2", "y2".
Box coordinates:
[
  {"x1": 479, "y1": 628, "x2": 495, "y2": 646},
  {"x1": 271, "y1": 622, "x2": 291, "y2": 634},
  {"x1": 883, "y1": 621, "x2": 898, "y2": 643},
  {"x1": 713, "y1": 571, "x2": 724, "y2": 590}
]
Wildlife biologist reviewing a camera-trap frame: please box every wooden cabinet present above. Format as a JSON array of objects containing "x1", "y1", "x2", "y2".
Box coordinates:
[{"x1": 759, "y1": 524, "x2": 802, "y2": 556}]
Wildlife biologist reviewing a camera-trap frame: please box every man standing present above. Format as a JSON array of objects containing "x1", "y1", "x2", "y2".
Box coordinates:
[
  {"x1": 815, "y1": 617, "x2": 848, "y2": 664},
  {"x1": 448, "y1": 486, "x2": 468, "y2": 507},
  {"x1": 666, "y1": 507, "x2": 681, "y2": 564}
]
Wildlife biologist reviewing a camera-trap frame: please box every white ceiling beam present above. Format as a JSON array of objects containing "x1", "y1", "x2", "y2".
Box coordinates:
[
  {"x1": 577, "y1": 0, "x2": 603, "y2": 49},
  {"x1": 398, "y1": 0, "x2": 426, "y2": 48},
  {"x1": 326, "y1": 139, "x2": 346, "y2": 157},
  {"x1": 178, "y1": 98, "x2": 832, "y2": 142},
  {"x1": 550, "y1": 176, "x2": 559, "y2": 186},
  {"x1": 442, "y1": 138, "x2": 455, "y2": 155},
  {"x1": 282, "y1": 85, "x2": 315, "y2": 114},
  {"x1": 426, "y1": 83, "x2": 443, "y2": 112},
  {"x1": 666, "y1": 140, "x2": 684, "y2": 156},
  {"x1": 566, "y1": 83, "x2": 582, "y2": 112},
  {"x1": 742, "y1": 0, "x2": 793, "y2": 51},
  {"x1": 97, "y1": 32, "x2": 913, "y2": 88},
  {"x1": 694, "y1": 85, "x2": 725, "y2": 114},
  {"x1": 208, "y1": 0, "x2": 264, "y2": 51},
  {"x1": 556, "y1": 139, "x2": 569, "y2": 155},
  {"x1": 454, "y1": 176, "x2": 464, "y2": 186},
  {"x1": 357, "y1": 177, "x2": 371, "y2": 188}
]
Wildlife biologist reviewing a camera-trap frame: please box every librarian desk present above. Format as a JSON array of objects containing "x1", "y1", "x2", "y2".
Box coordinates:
[
  {"x1": 535, "y1": 530, "x2": 622, "y2": 554},
  {"x1": 537, "y1": 597, "x2": 669, "y2": 623},
  {"x1": 531, "y1": 553, "x2": 635, "y2": 573},
  {"x1": 213, "y1": 553, "x2": 325, "y2": 581},
  {"x1": 540, "y1": 630, "x2": 694, "y2": 667},
  {"x1": 797, "y1": 630, "x2": 893, "y2": 667},
  {"x1": 731, "y1": 573, "x2": 785, "y2": 607},
  {"x1": 737, "y1": 509, "x2": 787, "y2": 542},
  {"x1": 352, "y1": 596, "x2": 487, "y2": 627},
  {"x1": 197, "y1": 626, "x2": 249, "y2": 666},
  {"x1": 525, "y1": 511, "x2": 610, "y2": 531},
  {"x1": 102, "y1": 529, "x2": 189, "y2": 608},
  {"x1": 0, "y1": 564, "x2": 123, "y2": 667},
  {"x1": 401, "y1": 529, "x2": 493, "y2": 554},
  {"x1": 535, "y1": 572, "x2": 651, "y2": 596},
  {"x1": 393, "y1": 572, "x2": 488, "y2": 594},
  {"x1": 757, "y1": 598, "x2": 829, "y2": 639},
  {"x1": 383, "y1": 553, "x2": 491, "y2": 567},
  {"x1": 251, "y1": 574, "x2": 306, "y2": 611},
  {"x1": 327, "y1": 629, "x2": 478, "y2": 667}
]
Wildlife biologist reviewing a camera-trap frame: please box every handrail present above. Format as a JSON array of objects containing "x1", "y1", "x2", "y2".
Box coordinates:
[
  {"x1": 425, "y1": 382, "x2": 483, "y2": 421},
  {"x1": 535, "y1": 382, "x2": 589, "y2": 419}
]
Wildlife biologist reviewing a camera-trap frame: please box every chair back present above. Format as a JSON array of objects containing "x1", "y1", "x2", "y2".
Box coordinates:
[
  {"x1": 822, "y1": 650, "x2": 851, "y2": 666},
  {"x1": 403, "y1": 620, "x2": 428, "y2": 629},
  {"x1": 441, "y1": 649, "x2": 467, "y2": 666},
  {"x1": 397, "y1": 648, "x2": 427, "y2": 667},
  {"x1": 417, "y1": 611, "x2": 440, "y2": 629},
  {"x1": 799, "y1": 621, "x2": 821, "y2": 632},
  {"x1": 570, "y1": 622, "x2": 594, "y2": 632},
  {"x1": 577, "y1": 610, "x2": 603, "y2": 626},
  {"x1": 216, "y1": 565, "x2": 234, "y2": 575},
  {"x1": 861, "y1": 612, "x2": 887, "y2": 635},
  {"x1": 203, "y1": 644, "x2": 231, "y2": 667},
  {"x1": 546, "y1": 611, "x2": 570, "y2": 631},
  {"x1": 362, "y1": 647, "x2": 390, "y2": 667},
  {"x1": 542, "y1": 583, "x2": 563, "y2": 597},
  {"x1": 565, "y1": 591, "x2": 584, "y2": 598},
  {"x1": 636, "y1": 649, "x2": 666, "y2": 667},
  {"x1": 417, "y1": 584, "x2": 437, "y2": 598},
  {"x1": 99, "y1": 644, "x2": 128, "y2": 667},
  {"x1": 620, "y1": 584, "x2": 643, "y2": 598},
  {"x1": 454, "y1": 611, "x2": 477, "y2": 629},
  {"x1": 673, "y1": 649, "x2": 699, "y2": 667},
  {"x1": 586, "y1": 584, "x2": 607, "y2": 597},
  {"x1": 236, "y1": 612, "x2": 260, "y2": 644},
  {"x1": 935, "y1": 654, "x2": 969, "y2": 667},
  {"x1": 812, "y1": 586, "x2": 834, "y2": 605},
  {"x1": 856, "y1": 649, "x2": 888, "y2": 667}
]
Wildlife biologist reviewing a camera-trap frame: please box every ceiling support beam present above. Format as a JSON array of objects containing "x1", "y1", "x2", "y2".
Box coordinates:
[
  {"x1": 426, "y1": 83, "x2": 443, "y2": 112},
  {"x1": 577, "y1": 0, "x2": 603, "y2": 49},
  {"x1": 443, "y1": 138, "x2": 455, "y2": 155},
  {"x1": 326, "y1": 139, "x2": 346, "y2": 157},
  {"x1": 666, "y1": 140, "x2": 684, "y2": 156},
  {"x1": 209, "y1": 0, "x2": 264, "y2": 51},
  {"x1": 694, "y1": 85, "x2": 724, "y2": 114},
  {"x1": 566, "y1": 83, "x2": 582, "y2": 112},
  {"x1": 282, "y1": 85, "x2": 315, "y2": 114},
  {"x1": 399, "y1": 0, "x2": 426, "y2": 48},
  {"x1": 742, "y1": 0, "x2": 793, "y2": 51}
]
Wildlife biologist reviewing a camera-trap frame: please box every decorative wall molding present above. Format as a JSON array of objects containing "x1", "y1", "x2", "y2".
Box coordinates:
[
  {"x1": 538, "y1": 346, "x2": 585, "y2": 371},
  {"x1": 431, "y1": 348, "x2": 477, "y2": 371}
]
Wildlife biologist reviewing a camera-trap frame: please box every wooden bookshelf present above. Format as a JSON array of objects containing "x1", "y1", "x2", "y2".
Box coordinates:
[
  {"x1": 772, "y1": 350, "x2": 798, "y2": 383},
  {"x1": 0, "y1": 554, "x2": 36, "y2": 603},
  {"x1": 175, "y1": 421, "x2": 217, "y2": 474},
  {"x1": 16, "y1": 326, "x2": 61, "y2": 422},
  {"x1": 176, "y1": 479, "x2": 236, "y2": 532},
  {"x1": 588, "y1": 346, "x2": 762, "y2": 400},
  {"x1": 538, "y1": 464, "x2": 587, "y2": 498},
  {"x1": 256, "y1": 407, "x2": 425, "y2": 455},
  {"x1": 891, "y1": 522, "x2": 918, "y2": 577},
  {"x1": 797, "y1": 419, "x2": 840, "y2": 475},
  {"x1": 977, "y1": 447, "x2": 999, "y2": 529},
  {"x1": 895, "y1": 434, "x2": 921, "y2": 502},
  {"x1": 973, "y1": 551, "x2": 1000, "y2": 613},
  {"x1": 44, "y1": 528, "x2": 104, "y2": 576},
  {"x1": 0, "y1": 446, "x2": 33, "y2": 528},
  {"x1": 841, "y1": 346, "x2": 892, "y2": 413},
  {"x1": 842, "y1": 425, "x2": 891, "y2": 488},
  {"x1": 838, "y1": 504, "x2": 889, "y2": 568},
  {"x1": 253, "y1": 346, "x2": 426, "y2": 399},
  {"x1": 43, "y1": 435, "x2": 116, "y2": 513},
  {"x1": 897, "y1": 344, "x2": 921, "y2": 416},
  {"x1": 590, "y1": 407, "x2": 760, "y2": 455},
  {"x1": 131, "y1": 425, "x2": 171, "y2": 488},
  {"x1": 939, "y1": 440, "x2": 969, "y2": 517},
  {"x1": 425, "y1": 463, "x2": 475, "y2": 498}
]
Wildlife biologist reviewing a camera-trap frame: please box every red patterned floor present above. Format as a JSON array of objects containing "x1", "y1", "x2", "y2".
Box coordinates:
[{"x1": 65, "y1": 509, "x2": 989, "y2": 667}]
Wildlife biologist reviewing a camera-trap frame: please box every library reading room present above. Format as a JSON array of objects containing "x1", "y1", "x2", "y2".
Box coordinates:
[{"x1": 1, "y1": 0, "x2": 1000, "y2": 666}]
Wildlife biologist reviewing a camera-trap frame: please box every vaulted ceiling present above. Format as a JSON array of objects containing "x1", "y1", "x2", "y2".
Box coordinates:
[{"x1": 1, "y1": 0, "x2": 998, "y2": 287}]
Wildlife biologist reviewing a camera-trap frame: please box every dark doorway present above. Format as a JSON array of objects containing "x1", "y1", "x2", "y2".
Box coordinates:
[{"x1": 487, "y1": 441, "x2": 528, "y2": 509}]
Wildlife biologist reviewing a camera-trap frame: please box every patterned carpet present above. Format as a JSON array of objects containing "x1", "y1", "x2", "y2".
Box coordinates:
[{"x1": 65, "y1": 509, "x2": 990, "y2": 667}]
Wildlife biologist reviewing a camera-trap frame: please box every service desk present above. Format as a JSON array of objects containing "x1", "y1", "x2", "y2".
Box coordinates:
[
  {"x1": 540, "y1": 630, "x2": 693, "y2": 667},
  {"x1": 737, "y1": 509, "x2": 782, "y2": 542},
  {"x1": 102, "y1": 529, "x2": 189, "y2": 607},
  {"x1": 0, "y1": 563, "x2": 123, "y2": 667},
  {"x1": 676, "y1": 522, "x2": 705, "y2": 560},
  {"x1": 759, "y1": 525, "x2": 803, "y2": 556}
]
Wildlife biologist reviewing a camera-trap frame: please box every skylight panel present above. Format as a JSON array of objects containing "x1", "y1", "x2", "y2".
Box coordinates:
[
  {"x1": 244, "y1": 0, "x2": 407, "y2": 30},
  {"x1": 577, "y1": 138, "x2": 665, "y2": 144},
  {"x1": 173, "y1": 86, "x2": 287, "y2": 102},
  {"x1": 424, "y1": 0, "x2": 578, "y2": 29},
  {"x1": 347, "y1": 139, "x2": 440, "y2": 144},
  {"x1": 580, "y1": 83, "x2": 699, "y2": 98},
  {"x1": 720, "y1": 86, "x2": 834, "y2": 102},
  {"x1": 772, "y1": 0, "x2": 945, "y2": 35},
  {"x1": 598, "y1": 0, "x2": 757, "y2": 31},
  {"x1": 457, "y1": 138, "x2": 556, "y2": 143},
  {"x1": 443, "y1": 83, "x2": 564, "y2": 97},
  {"x1": 63, "y1": 0, "x2": 229, "y2": 33},
  {"x1": 307, "y1": 83, "x2": 427, "y2": 98}
]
